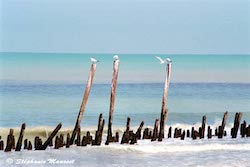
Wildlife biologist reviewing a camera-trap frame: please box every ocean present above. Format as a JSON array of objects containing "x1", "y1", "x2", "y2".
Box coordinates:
[{"x1": 0, "y1": 53, "x2": 250, "y2": 167}]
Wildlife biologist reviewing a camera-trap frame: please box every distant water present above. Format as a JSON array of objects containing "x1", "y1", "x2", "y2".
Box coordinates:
[
  {"x1": 0, "y1": 53, "x2": 250, "y2": 167},
  {"x1": 0, "y1": 81, "x2": 249, "y2": 127}
]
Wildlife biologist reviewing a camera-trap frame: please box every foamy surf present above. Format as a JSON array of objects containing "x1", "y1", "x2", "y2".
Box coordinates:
[{"x1": 0, "y1": 121, "x2": 242, "y2": 142}]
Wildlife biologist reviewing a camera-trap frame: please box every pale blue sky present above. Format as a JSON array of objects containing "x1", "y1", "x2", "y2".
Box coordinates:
[{"x1": 0, "y1": 0, "x2": 249, "y2": 54}]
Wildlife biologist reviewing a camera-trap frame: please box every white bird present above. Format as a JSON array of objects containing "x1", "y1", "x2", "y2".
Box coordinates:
[
  {"x1": 155, "y1": 56, "x2": 165, "y2": 64},
  {"x1": 113, "y1": 55, "x2": 119, "y2": 60},
  {"x1": 166, "y1": 58, "x2": 172, "y2": 63},
  {"x1": 90, "y1": 57, "x2": 99, "y2": 64}
]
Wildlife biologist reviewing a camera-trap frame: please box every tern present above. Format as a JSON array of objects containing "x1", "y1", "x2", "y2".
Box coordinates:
[
  {"x1": 113, "y1": 55, "x2": 119, "y2": 60},
  {"x1": 90, "y1": 57, "x2": 99, "y2": 64},
  {"x1": 166, "y1": 58, "x2": 172, "y2": 64},
  {"x1": 155, "y1": 56, "x2": 165, "y2": 64}
]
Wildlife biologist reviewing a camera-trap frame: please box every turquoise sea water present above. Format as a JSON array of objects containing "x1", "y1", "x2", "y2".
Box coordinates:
[{"x1": 0, "y1": 53, "x2": 250, "y2": 167}]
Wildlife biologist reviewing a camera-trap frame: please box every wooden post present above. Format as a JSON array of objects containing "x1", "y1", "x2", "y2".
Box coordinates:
[
  {"x1": 143, "y1": 128, "x2": 150, "y2": 139},
  {"x1": 70, "y1": 63, "x2": 97, "y2": 145},
  {"x1": 207, "y1": 126, "x2": 212, "y2": 139},
  {"x1": 92, "y1": 113, "x2": 105, "y2": 146},
  {"x1": 27, "y1": 141, "x2": 32, "y2": 150},
  {"x1": 5, "y1": 129, "x2": 15, "y2": 152},
  {"x1": 246, "y1": 125, "x2": 250, "y2": 137},
  {"x1": 130, "y1": 133, "x2": 137, "y2": 144},
  {"x1": 218, "y1": 111, "x2": 228, "y2": 138},
  {"x1": 106, "y1": 58, "x2": 120, "y2": 145},
  {"x1": 0, "y1": 136, "x2": 4, "y2": 150},
  {"x1": 54, "y1": 136, "x2": 59, "y2": 149},
  {"x1": 231, "y1": 112, "x2": 242, "y2": 138},
  {"x1": 0, "y1": 141, "x2": 3, "y2": 150},
  {"x1": 126, "y1": 117, "x2": 131, "y2": 132},
  {"x1": 59, "y1": 134, "x2": 64, "y2": 147},
  {"x1": 39, "y1": 123, "x2": 62, "y2": 150},
  {"x1": 76, "y1": 130, "x2": 81, "y2": 146},
  {"x1": 86, "y1": 131, "x2": 92, "y2": 145},
  {"x1": 66, "y1": 133, "x2": 70, "y2": 148},
  {"x1": 201, "y1": 116, "x2": 206, "y2": 139},
  {"x1": 152, "y1": 119, "x2": 159, "y2": 141},
  {"x1": 121, "y1": 117, "x2": 132, "y2": 144},
  {"x1": 174, "y1": 128, "x2": 177, "y2": 138},
  {"x1": 135, "y1": 121, "x2": 144, "y2": 139},
  {"x1": 24, "y1": 139, "x2": 28, "y2": 149},
  {"x1": 159, "y1": 61, "x2": 172, "y2": 141},
  {"x1": 15, "y1": 123, "x2": 26, "y2": 151},
  {"x1": 240, "y1": 120, "x2": 246, "y2": 138},
  {"x1": 168, "y1": 126, "x2": 172, "y2": 138},
  {"x1": 181, "y1": 130, "x2": 185, "y2": 140}
]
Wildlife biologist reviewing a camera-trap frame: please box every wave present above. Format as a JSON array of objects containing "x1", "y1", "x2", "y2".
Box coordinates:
[
  {"x1": 104, "y1": 142, "x2": 250, "y2": 154},
  {"x1": 0, "y1": 121, "x2": 242, "y2": 142}
]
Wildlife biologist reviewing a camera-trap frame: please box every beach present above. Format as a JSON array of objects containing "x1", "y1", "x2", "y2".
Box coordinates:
[{"x1": 0, "y1": 53, "x2": 250, "y2": 166}]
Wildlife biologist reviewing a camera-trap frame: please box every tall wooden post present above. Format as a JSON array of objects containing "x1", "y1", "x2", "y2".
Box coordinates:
[
  {"x1": 70, "y1": 63, "x2": 97, "y2": 144},
  {"x1": 158, "y1": 61, "x2": 172, "y2": 141},
  {"x1": 106, "y1": 58, "x2": 120, "y2": 145}
]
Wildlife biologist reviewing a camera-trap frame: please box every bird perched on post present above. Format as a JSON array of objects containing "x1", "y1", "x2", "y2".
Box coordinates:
[
  {"x1": 90, "y1": 57, "x2": 99, "y2": 64},
  {"x1": 113, "y1": 55, "x2": 119, "y2": 61},
  {"x1": 166, "y1": 58, "x2": 172, "y2": 64},
  {"x1": 155, "y1": 56, "x2": 172, "y2": 64}
]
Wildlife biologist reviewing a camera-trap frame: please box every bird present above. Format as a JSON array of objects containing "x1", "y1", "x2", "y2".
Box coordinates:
[
  {"x1": 90, "y1": 57, "x2": 99, "y2": 64},
  {"x1": 166, "y1": 58, "x2": 172, "y2": 64},
  {"x1": 113, "y1": 55, "x2": 119, "y2": 60},
  {"x1": 155, "y1": 56, "x2": 165, "y2": 64}
]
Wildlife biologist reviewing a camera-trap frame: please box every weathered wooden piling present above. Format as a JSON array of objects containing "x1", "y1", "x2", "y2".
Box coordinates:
[
  {"x1": 82, "y1": 131, "x2": 93, "y2": 146},
  {"x1": 24, "y1": 139, "x2": 28, "y2": 149},
  {"x1": 76, "y1": 130, "x2": 81, "y2": 146},
  {"x1": 27, "y1": 141, "x2": 32, "y2": 150},
  {"x1": 181, "y1": 130, "x2": 185, "y2": 140},
  {"x1": 201, "y1": 116, "x2": 206, "y2": 139},
  {"x1": 70, "y1": 62, "x2": 97, "y2": 145},
  {"x1": 143, "y1": 128, "x2": 150, "y2": 139},
  {"x1": 92, "y1": 113, "x2": 105, "y2": 146},
  {"x1": 191, "y1": 127, "x2": 199, "y2": 140},
  {"x1": 121, "y1": 117, "x2": 133, "y2": 144},
  {"x1": 218, "y1": 112, "x2": 228, "y2": 138},
  {"x1": 15, "y1": 123, "x2": 26, "y2": 151},
  {"x1": 59, "y1": 134, "x2": 64, "y2": 147},
  {"x1": 5, "y1": 129, "x2": 15, "y2": 152},
  {"x1": 54, "y1": 136, "x2": 60, "y2": 149},
  {"x1": 240, "y1": 121, "x2": 247, "y2": 137},
  {"x1": 130, "y1": 133, "x2": 137, "y2": 144},
  {"x1": 174, "y1": 128, "x2": 182, "y2": 138},
  {"x1": 207, "y1": 126, "x2": 212, "y2": 139},
  {"x1": 0, "y1": 136, "x2": 4, "y2": 150},
  {"x1": 246, "y1": 125, "x2": 250, "y2": 137},
  {"x1": 231, "y1": 112, "x2": 242, "y2": 138},
  {"x1": 39, "y1": 123, "x2": 62, "y2": 150},
  {"x1": 168, "y1": 126, "x2": 172, "y2": 138},
  {"x1": 152, "y1": 119, "x2": 159, "y2": 141},
  {"x1": 106, "y1": 57, "x2": 120, "y2": 145},
  {"x1": 66, "y1": 133, "x2": 70, "y2": 148},
  {"x1": 34, "y1": 136, "x2": 43, "y2": 150},
  {"x1": 0, "y1": 141, "x2": 3, "y2": 150},
  {"x1": 159, "y1": 61, "x2": 172, "y2": 142},
  {"x1": 135, "y1": 121, "x2": 144, "y2": 139}
]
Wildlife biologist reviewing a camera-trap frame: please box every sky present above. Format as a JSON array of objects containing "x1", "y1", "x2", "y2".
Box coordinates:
[{"x1": 0, "y1": 0, "x2": 249, "y2": 54}]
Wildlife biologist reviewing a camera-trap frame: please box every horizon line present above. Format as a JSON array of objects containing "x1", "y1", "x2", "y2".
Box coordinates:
[{"x1": 1, "y1": 51, "x2": 250, "y2": 56}]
